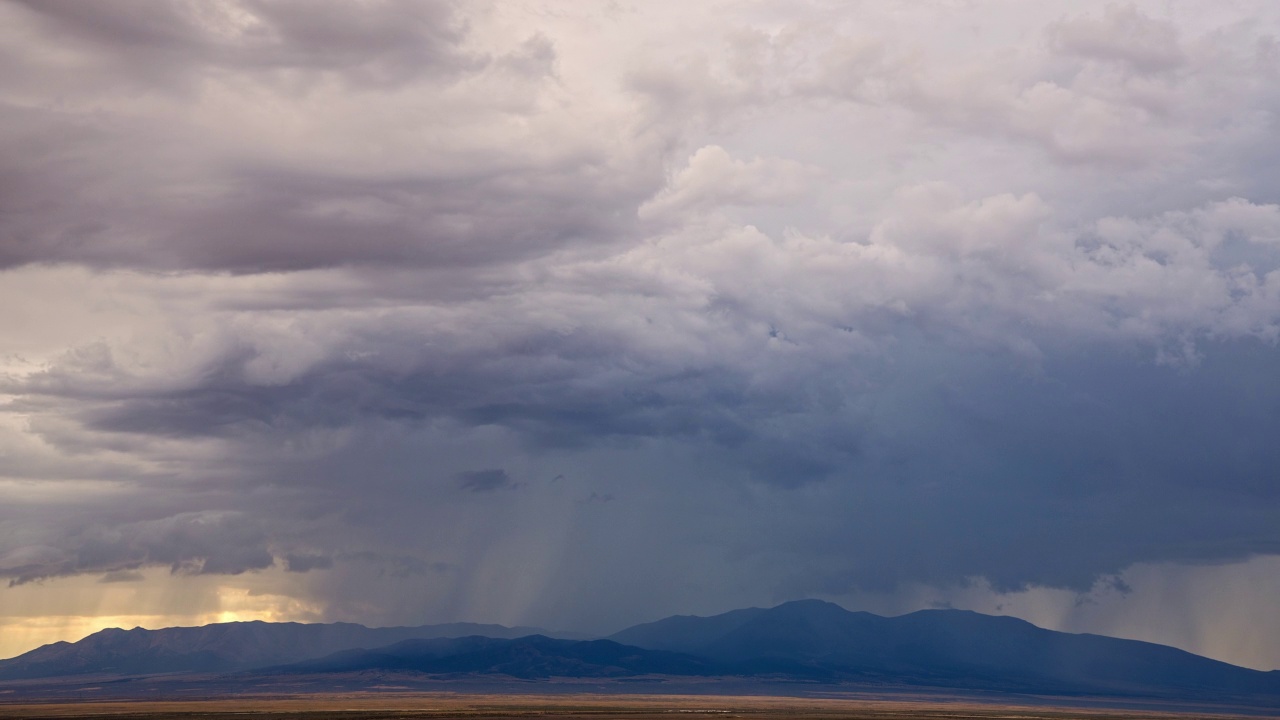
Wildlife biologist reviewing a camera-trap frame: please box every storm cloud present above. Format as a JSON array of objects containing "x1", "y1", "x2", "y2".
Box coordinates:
[{"x1": 2, "y1": 0, "x2": 1279, "y2": 669}]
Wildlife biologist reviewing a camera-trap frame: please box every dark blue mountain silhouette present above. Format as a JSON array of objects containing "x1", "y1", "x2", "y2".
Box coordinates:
[
  {"x1": 271, "y1": 634, "x2": 715, "y2": 679},
  {"x1": 610, "y1": 599, "x2": 1280, "y2": 699}
]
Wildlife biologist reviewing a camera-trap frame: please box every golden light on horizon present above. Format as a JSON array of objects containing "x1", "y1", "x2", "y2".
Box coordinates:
[{"x1": 0, "y1": 568, "x2": 323, "y2": 661}]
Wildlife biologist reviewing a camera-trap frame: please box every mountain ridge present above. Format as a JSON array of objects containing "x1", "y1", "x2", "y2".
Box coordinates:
[
  {"x1": 0, "y1": 619, "x2": 557, "y2": 680},
  {"x1": 609, "y1": 600, "x2": 1279, "y2": 698}
]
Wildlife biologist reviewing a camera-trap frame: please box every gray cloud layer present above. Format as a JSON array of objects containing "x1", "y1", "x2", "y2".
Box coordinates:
[{"x1": 1, "y1": 0, "x2": 1279, "y2": 667}]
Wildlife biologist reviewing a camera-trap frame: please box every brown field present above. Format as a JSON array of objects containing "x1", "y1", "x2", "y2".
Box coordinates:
[{"x1": 0, "y1": 693, "x2": 1273, "y2": 720}]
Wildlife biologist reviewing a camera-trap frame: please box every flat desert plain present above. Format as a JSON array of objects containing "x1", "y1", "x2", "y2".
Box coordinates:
[{"x1": 0, "y1": 693, "x2": 1273, "y2": 720}]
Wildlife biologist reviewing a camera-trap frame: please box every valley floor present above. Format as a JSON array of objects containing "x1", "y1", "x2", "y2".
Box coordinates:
[{"x1": 0, "y1": 693, "x2": 1274, "y2": 720}]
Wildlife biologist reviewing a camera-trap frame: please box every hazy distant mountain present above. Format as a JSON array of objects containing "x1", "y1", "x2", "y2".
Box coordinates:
[
  {"x1": 271, "y1": 635, "x2": 716, "y2": 679},
  {"x1": 610, "y1": 599, "x2": 1280, "y2": 700},
  {"x1": 0, "y1": 620, "x2": 552, "y2": 680}
]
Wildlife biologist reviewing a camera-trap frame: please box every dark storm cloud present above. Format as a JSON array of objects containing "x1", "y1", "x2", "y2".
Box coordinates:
[
  {"x1": 283, "y1": 553, "x2": 334, "y2": 573},
  {"x1": 98, "y1": 570, "x2": 147, "y2": 583},
  {"x1": 0, "y1": 0, "x2": 652, "y2": 274},
  {"x1": 162, "y1": 170, "x2": 639, "y2": 273},
  {"x1": 458, "y1": 469, "x2": 517, "y2": 493},
  {"x1": 12, "y1": 312, "x2": 1280, "y2": 593},
  {"x1": 0, "y1": 152, "x2": 648, "y2": 272},
  {"x1": 13, "y1": 316, "x2": 863, "y2": 491},
  {"x1": 2, "y1": 511, "x2": 274, "y2": 585},
  {"x1": 744, "y1": 335, "x2": 1280, "y2": 594},
  {"x1": 5, "y1": 0, "x2": 477, "y2": 90},
  {"x1": 3, "y1": 0, "x2": 1280, "y2": 666}
]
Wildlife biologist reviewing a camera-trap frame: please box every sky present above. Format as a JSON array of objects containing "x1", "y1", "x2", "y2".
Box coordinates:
[{"x1": 1, "y1": 0, "x2": 1280, "y2": 671}]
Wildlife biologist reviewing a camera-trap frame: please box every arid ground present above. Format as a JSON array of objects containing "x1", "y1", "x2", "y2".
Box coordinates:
[{"x1": 0, "y1": 693, "x2": 1274, "y2": 720}]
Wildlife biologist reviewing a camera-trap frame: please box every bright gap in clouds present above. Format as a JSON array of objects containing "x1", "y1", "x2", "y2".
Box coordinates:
[
  {"x1": 1, "y1": 0, "x2": 1279, "y2": 672},
  {"x1": 0, "y1": 567, "x2": 323, "y2": 661}
]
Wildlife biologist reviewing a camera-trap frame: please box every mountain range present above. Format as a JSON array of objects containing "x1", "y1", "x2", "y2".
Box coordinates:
[
  {"x1": 0, "y1": 620, "x2": 552, "y2": 679},
  {"x1": 2, "y1": 600, "x2": 1277, "y2": 706},
  {"x1": 610, "y1": 599, "x2": 1280, "y2": 699}
]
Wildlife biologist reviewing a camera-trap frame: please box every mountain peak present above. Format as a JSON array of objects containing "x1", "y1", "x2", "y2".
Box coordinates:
[{"x1": 770, "y1": 598, "x2": 848, "y2": 612}]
